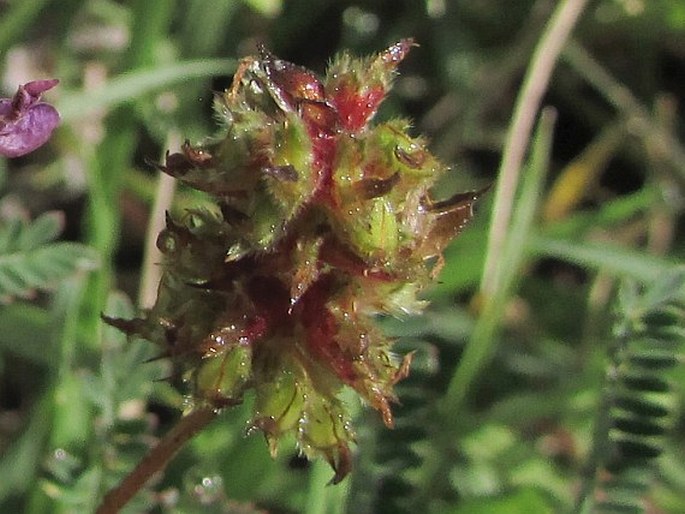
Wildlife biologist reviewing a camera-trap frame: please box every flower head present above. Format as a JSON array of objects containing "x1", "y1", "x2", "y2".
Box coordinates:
[
  {"x1": 107, "y1": 41, "x2": 483, "y2": 483},
  {"x1": 0, "y1": 79, "x2": 60, "y2": 158}
]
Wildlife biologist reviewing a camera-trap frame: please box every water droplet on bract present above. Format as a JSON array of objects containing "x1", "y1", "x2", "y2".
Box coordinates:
[{"x1": 182, "y1": 395, "x2": 195, "y2": 411}]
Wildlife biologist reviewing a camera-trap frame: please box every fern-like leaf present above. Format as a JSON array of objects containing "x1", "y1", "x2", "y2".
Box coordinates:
[
  {"x1": 0, "y1": 212, "x2": 99, "y2": 301},
  {"x1": 581, "y1": 266, "x2": 684, "y2": 514}
]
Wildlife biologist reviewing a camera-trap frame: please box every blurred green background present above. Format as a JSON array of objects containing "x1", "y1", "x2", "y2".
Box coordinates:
[{"x1": 0, "y1": 1, "x2": 684, "y2": 513}]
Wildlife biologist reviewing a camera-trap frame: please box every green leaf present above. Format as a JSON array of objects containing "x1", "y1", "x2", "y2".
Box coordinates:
[
  {"x1": 0, "y1": 303, "x2": 52, "y2": 364},
  {"x1": 243, "y1": 0, "x2": 283, "y2": 17},
  {"x1": 57, "y1": 59, "x2": 236, "y2": 123},
  {"x1": 432, "y1": 219, "x2": 489, "y2": 297},
  {"x1": 640, "y1": 266, "x2": 685, "y2": 309},
  {"x1": 0, "y1": 218, "x2": 21, "y2": 254},
  {"x1": 541, "y1": 187, "x2": 657, "y2": 240},
  {"x1": 528, "y1": 236, "x2": 678, "y2": 282},
  {"x1": 51, "y1": 372, "x2": 94, "y2": 450},
  {"x1": 0, "y1": 394, "x2": 53, "y2": 502},
  {"x1": 0, "y1": 233, "x2": 99, "y2": 299},
  {"x1": 0, "y1": 212, "x2": 67, "y2": 252},
  {"x1": 0, "y1": 214, "x2": 98, "y2": 301},
  {"x1": 14, "y1": 212, "x2": 65, "y2": 250},
  {"x1": 439, "y1": 487, "x2": 554, "y2": 514},
  {"x1": 441, "y1": 108, "x2": 557, "y2": 423}
]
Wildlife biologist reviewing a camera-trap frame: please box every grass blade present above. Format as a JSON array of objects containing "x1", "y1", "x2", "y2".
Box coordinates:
[
  {"x1": 57, "y1": 59, "x2": 236, "y2": 122},
  {"x1": 528, "y1": 236, "x2": 677, "y2": 282},
  {"x1": 441, "y1": 108, "x2": 557, "y2": 426}
]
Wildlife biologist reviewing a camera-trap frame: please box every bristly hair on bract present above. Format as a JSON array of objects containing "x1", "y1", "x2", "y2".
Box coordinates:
[{"x1": 105, "y1": 39, "x2": 486, "y2": 484}]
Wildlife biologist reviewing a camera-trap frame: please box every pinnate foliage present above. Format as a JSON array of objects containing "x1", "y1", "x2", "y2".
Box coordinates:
[
  {"x1": 582, "y1": 268, "x2": 685, "y2": 514},
  {"x1": 0, "y1": 212, "x2": 98, "y2": 300}
]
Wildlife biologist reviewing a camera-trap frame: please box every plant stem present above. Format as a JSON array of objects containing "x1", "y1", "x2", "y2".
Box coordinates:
[
  {"x1": 480, "y1": 0, "x2": 589, "y2": 298},
  {"x1": 137, "y1": 131, "x2": 180, "y2": 309},
  {"x1": 96, "y1": 407, "x2": 218, "y2": 514},
  {"x1": 573, "y1": 310, "x2": 632, "y2": 514}
]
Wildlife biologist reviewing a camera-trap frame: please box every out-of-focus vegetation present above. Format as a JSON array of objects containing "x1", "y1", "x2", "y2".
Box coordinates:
[{"x1": 0, "y1": 1, "x2": 683, "y2": 513}]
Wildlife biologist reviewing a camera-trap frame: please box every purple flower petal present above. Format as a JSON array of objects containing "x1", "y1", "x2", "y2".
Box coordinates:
[
  {"x1": 0, "y1": 98, "x2": 13, "y2": 118},
  {"x1": 0, "y1": 79, "x2": 60, "y2": 158},
  {"x1": 0, "y1": 104, "x2": 60, "y2": 158},
  {"x1": 22, "y1": 79, "x2": 60, "y2": 98}
]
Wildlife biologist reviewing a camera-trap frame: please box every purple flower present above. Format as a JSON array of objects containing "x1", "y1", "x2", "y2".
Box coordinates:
[{"x1": 0, "y1": 79, "x2": 60, "y2": 158}]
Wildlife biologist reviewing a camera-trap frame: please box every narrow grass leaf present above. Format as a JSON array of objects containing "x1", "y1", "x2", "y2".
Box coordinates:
[
  {"x1": 441, "y1": 108, "x2": 557, "y2": 424},
  {"x1": 528, "y1": 236, "x2": 677, "y2": 282},
  {"x1": 57, "y1": 59, "x2": 236, "y2": 122}
]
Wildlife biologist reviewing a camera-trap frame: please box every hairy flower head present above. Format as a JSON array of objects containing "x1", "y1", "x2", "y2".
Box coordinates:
[{"x1": 107, "y1": 41, "x2": 483, "y2": 483}]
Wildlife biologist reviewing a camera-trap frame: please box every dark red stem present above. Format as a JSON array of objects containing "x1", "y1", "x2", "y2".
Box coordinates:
[{"x1": 96, "y1": 407, "x2": 218, "y2": 514}]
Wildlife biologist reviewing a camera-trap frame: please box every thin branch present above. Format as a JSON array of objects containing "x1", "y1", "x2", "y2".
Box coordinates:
[
  {"x1": 480, "y1": 0, "x2": 589, "y2": 297},
  {"x1": 96, "y1": 407, "x2": 218, "y2": 514}
]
